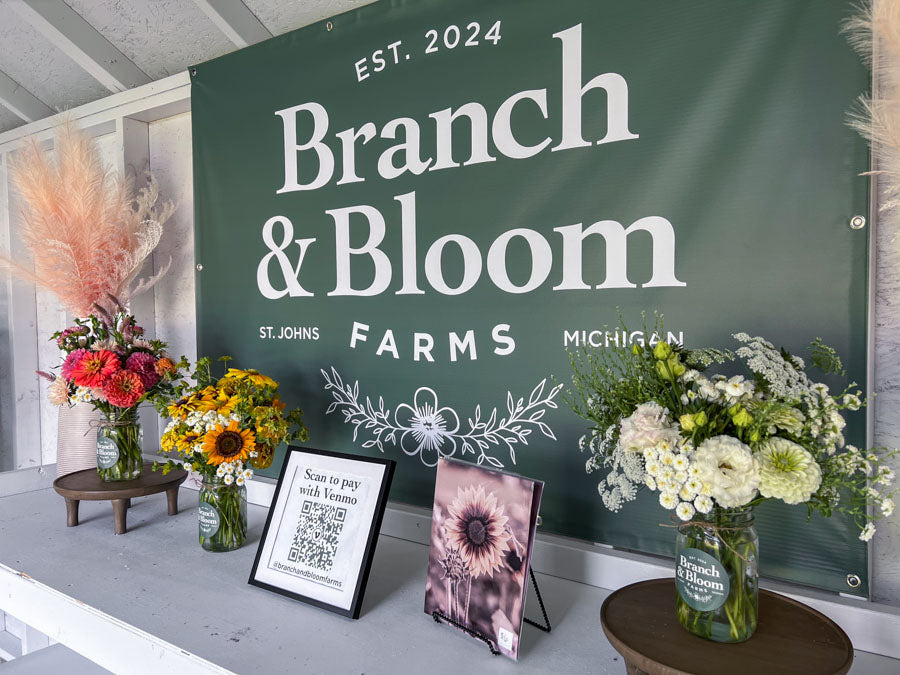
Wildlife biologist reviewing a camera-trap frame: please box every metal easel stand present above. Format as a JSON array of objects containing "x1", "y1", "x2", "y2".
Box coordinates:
[{"x1": 431, "y1": 567, "x2": 551, "y2": 656}]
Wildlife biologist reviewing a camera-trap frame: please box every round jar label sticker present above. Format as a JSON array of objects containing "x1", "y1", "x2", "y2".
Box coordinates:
[
  {"x1": 96, "y1": 437, "x2": 119, "y2": 469},
  {"x1": 676, "y1": 548, "x2": 730, "y2": 611},
  {"x1": 198, "y1": 504, "x2": 220, "y2": 538}
]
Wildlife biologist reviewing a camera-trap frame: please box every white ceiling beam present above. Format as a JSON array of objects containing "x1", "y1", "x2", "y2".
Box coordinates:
[
  {"x1": 7, "y1": 0, "x2": 151, "y2": 93},
  {"x1": 192, "y1": 0, "x2": 273, "y2": 48},
  {"x1": 0, "y1": 69, "x2": 54, "y2": 122}
]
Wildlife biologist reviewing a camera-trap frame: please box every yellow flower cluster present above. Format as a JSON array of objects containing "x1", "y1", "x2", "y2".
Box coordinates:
[{"x1": 161, "y1": 367, "x2": 301, "y2": 473}]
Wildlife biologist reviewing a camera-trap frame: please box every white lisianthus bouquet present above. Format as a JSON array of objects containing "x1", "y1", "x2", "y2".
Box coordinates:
[{"x1": 567, "y1": 324, "x2": 897, "y2": 541}]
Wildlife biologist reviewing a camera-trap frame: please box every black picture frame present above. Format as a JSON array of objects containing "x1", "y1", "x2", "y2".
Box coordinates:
[{"x1": 248, "y1": 445, "x2": 395, "y2": 619}]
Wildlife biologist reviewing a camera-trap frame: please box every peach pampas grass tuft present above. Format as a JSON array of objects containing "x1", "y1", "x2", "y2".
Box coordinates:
[
  {"x1": 844, "y1": 1, "x2": 900, "y2": 214},
  {"x1": 1, "y1": 120, "x2": 173, "y2": 316}
]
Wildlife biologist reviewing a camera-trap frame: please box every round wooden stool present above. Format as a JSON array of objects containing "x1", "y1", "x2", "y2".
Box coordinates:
[
  {"x1": 601, "y1": 578, "x2": 853, "y2": 675},
  {"x1": 53, "y1": 462, "x2": 188, "y2": 535}
]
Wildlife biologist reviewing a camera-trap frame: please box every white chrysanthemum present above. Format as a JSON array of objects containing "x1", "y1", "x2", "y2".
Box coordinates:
[
  {"x1": 660, "y1": 467, "x2": 676, "y2": 482},
  {"x1": 645, "y1": 475, "x2": 657, "y2": 490},
  {"x1": 859, "y1": 523, "x2": 876, "y2": 542},
  {"x1": 646, "y1": 461, "x2": 661, "y2": 477},
  {"x1": 694, "y1": 494, "x2": 713, "y2": 514},
  {"x1": 693, "y1": 435, "x2": 759, "y2": 507},
  {"x1": 643, "y1": 448, "x2": 657, "y2": 462},
  {"x1": 674, "y1": 469, "x2": 688, "y2": 484},
  {"x1": 688, "y1": 464, "x2": 700, "y2": 477},
  {"x1": 659, "y1": 492, "x2": 678, "y2": 510},
  {"x1": 685, "y1": 478, "x2": 703, "y2": 494},
  {"x1": 676, "y1": 501, "x2": 696, "y2": 521},
  {"x1": 659, "y1": 450, "x2": 676, "y2": 466},
  {"x1": 657, "y1": 479, "x2": 673, "y2": 493},
  {"x1": 223, "y1": 473, "x2": 235, "y2": 486},
  {"x1": 673, "y1": 454, "x2": 689, "y2": 471},
  {"x1": 755, "y1": 437, "x2": 821, "y2": 505},
  {"x1": 618, "y1": 402, "x2": 681, "y2": 453},
  {"x1": 679, "y1": 485, "x2": 695, "y2": 502}
]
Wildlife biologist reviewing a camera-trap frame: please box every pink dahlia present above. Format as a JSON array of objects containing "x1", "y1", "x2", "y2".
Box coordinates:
[
  {"x1": 103, "y1": 370, "x2": 145, "y2": 408},
  {"x1": 61, "y1": 348, "x2": 89, "y2": 381},
  {"x1": 125, "y1": 351, "x2": 160, "y2": 389},
  {"x1": 72, "y1": 349, "x2": 121, "y2": 388}
]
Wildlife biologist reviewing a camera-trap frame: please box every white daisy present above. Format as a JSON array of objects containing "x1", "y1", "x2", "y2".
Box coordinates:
[
  {"x1": 659, "y1": 492, "x2": 679, "y2": 509},
  {"x1": 236, "y1": 475, "x2": 245, "y2": 486},
  {"x1": 676, "y1": 501, "x2": 696, "y2": 521},
  {"x1": 223, "y1": 474, "x2": 235, "y2": 486},
  {"x1": 694, "y1": 494, "x2": 713, "y2": 514},
  {"x1": 216, "y1": 466, "x2": 226, "y2": 478}
]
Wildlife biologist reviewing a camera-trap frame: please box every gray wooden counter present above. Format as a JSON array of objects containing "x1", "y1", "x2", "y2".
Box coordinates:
[{"x1": 0, "y1": 487, "x2": 897, "y2": 674}]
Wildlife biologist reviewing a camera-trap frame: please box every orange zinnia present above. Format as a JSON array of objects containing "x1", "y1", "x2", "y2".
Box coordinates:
[{"x1": 72, "y1": 349, "x2": 120, "y2": 388}]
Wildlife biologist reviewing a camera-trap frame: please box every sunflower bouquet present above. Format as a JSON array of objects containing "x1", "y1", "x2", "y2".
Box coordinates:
[
  {"x1": 156, "y1": 356, "x2": 308, "y2": 551},
  {"x1": 40, "y1": 296, "x2": 186, "y2": 481}
]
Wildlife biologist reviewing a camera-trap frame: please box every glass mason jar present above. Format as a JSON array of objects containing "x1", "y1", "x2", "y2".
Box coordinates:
[
  {"x1": 96, "y1": 407, "x2": 143, "y2": 481},
  {"x1": 675, "y1": 505, "x2": 758, "y2": 643},
  {"x1": 199, "y1": 477, "x2": 247, "y2": 552}
]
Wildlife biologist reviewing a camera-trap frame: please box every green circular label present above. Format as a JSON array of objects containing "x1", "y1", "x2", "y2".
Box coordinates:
[
  {"x1": 97, "y1": 437, "x2": 119, "y2": 469},
  {"x1": 676, "y1": 548, "x2": 730, "y2": 611},
  {"x1": 199, "y1": 503, "x2": 220, "y2": 538}
]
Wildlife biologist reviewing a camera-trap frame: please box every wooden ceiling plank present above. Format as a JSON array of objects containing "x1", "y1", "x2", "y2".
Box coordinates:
[
  {"x1": 0, "y1": 69, "x2": 54, "y2": 122},
  {"x1": 192, "y1": 0, "x2": 273, "y2": 49},
  {"x1": 7, "y1": 0, "x2": 152, "y2": 93}
]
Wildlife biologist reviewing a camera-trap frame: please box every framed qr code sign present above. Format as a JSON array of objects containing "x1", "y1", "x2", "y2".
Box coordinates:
[{"x1": 249, "y1": 446, "x2": 395, "y2": 618}]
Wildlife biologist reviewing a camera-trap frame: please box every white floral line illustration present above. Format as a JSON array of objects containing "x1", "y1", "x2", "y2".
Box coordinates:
[{"x1": 321, "y1": 367, "x2": 562, "y2": 468}]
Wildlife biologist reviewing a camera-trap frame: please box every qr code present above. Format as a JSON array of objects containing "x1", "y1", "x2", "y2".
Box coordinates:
[{"x1": 287, "y1": 500, "x2": 347, "y2": 571}]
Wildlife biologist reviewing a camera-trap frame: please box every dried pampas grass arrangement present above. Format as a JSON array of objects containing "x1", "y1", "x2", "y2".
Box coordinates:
[
  {"x1": 1, "y1": 120, "x2": 173, "y2": 317},
  {"x1": 844, "y1": 0, "x2": 900, "y2": 213}
]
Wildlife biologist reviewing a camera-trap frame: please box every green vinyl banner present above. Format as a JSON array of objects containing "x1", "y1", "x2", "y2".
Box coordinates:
[{"x1": 191, "y1": 0, "x2": 871, "y2": 595}]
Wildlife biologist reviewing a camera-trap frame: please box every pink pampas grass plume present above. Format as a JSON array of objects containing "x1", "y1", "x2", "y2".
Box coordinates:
[{"x1": 0, "y1": 120, "x2": 174, "y2": 316}]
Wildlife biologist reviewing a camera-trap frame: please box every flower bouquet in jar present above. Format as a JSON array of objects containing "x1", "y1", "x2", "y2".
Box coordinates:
[
  {"x1": 155, "y1": 356, "x2": 309, "y2": 551},
  {"x1": 40, "y1": 296, "x2": 186, "y2": 481},
  {"x1": 565, "y1": 318, "x2": 896, "y2": 643}
]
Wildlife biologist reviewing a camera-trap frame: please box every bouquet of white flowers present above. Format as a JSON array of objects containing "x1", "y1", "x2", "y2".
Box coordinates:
[{"x1": 566, "y1": 324, "x2": 896, "y2": 642}]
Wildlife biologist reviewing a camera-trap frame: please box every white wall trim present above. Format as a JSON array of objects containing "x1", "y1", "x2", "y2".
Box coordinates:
[{"x1": 0, "y1": 563, "x2": 231, "y2": 674}]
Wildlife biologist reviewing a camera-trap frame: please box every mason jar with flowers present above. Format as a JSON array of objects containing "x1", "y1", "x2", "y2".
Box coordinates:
[
  {"x1": 41, "y1": 297, "x2": 185, "y2": 481},
  {"x1": 566, "y1": 321, "x2": 896, "y2": 643},
  {"x1": 155, "y1": 356, "x2": 309, "y2": 552}
]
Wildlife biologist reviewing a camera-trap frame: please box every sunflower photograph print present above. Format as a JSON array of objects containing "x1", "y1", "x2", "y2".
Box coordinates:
[{"x1": 424, "y1": 458, "x2": 543, "y2": 660}]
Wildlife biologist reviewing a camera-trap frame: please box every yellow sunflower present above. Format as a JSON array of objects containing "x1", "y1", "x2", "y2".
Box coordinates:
[
  {"x1": 214, "y1": 392, "x2": 241, "y2": 417},
  {"x1": 202, "y1": 420, "x2": 256, "y2": 465},
  {"x1": 223, "y1": 368, "x2": 278, "y2": 389},
  {"x1": 167, "y1": 397, "x2": 196, "y2": 419}
]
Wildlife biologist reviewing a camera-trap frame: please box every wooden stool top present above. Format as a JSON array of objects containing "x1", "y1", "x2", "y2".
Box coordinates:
[
  {"x1": 53, "y1": 462, "x2": 188, "y2": 501},
  {"x1": 601, "y1": 578, "x2": 853, "y2": 675}
]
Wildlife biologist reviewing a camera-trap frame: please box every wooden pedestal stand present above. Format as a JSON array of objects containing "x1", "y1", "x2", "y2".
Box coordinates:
[
  {"x1": 53, "y1": 462, "x2": 188, "y2": 535},
  {"x1": 600, "y1": 579, "x2": 853, "y2": 675}
]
